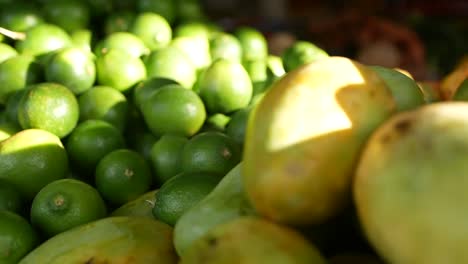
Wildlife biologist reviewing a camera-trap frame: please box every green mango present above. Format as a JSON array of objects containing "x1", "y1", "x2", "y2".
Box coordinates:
[
  {"x1": 173, "y1": 163, "x2": 256, "y2": 256},
  {"x1": 370, "y1": 65, "x2": 425, "y2": 111},
  {"x1": 180, "y1": 216, "x2": 327, "y2": 263},
  {"x1": 111, "y1": 189, "x2": 158, "y2": 218},
  {"x1": 19, "y1": 216, "x2": 178, "y2": 263}
]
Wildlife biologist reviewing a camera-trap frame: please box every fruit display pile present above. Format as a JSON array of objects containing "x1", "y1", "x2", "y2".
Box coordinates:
[{"x1": 1, "y1": 0, "x2": 468, "y2": 263}]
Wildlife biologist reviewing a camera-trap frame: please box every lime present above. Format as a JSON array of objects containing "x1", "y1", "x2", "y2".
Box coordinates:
[
  {"x1": 282, "y1": 40, "x2": 329, "y2": 72},
  {"x1": 45, "y1": 47, "x2": 96, "y2": 95},
  {"x1": 243, "y1": 59, "x2": 268, "y2": 96},
  {"x1": 104, "y1": 11, "x2": 136, "y2": 35},
  {"x1": 144, "y1": 45, "x2": 197, "y2": 89},
  {"x1": 204, "y1": 113, "x2": 231, "y2": 132},
  {"x1": 0, "y1": 2, "x2": 44, "y2": 32},
  {"x1": 150, "y1": 134, "x2": 188, "y2": 183},
  {"x1": 0, "y1": 211, "x2": 39, "y2": 264},
  {"x1": 18, "y1": 82, "x2": 79, "y2": 139},
  {"x1": 198, "y1": 58, "x2": 252, "y2": 114},
  {"x1": 15, "y1": 23, "x2": 72, "y2": 58},
  {"x1": 452, "y1": 78, "x2": 468, "y2": 101},
  {"x1": 0, "y1": 43, "x2": 17, "y2": 64},
  {"x1": 133, "y1": 77, "x2": 179, "y2": 109},
  {"x1": 171, "y1": 35, "x2": 211, "y2": 70},
  {"x1": 94, "y1": 32, "x2": 149, "y2": 58},
  {"x1": 180, "y1": 131, "x2": 241, "y2": 177},
  {"x1": 176, "y1": 0, "x2": 206, "y2": 22},
  {"x1": 0, "y1": 129, "x2": 69, "y2": 201},
  {"x1": 4, "y1": 88, "x2": 28, "y2": 126},
  {"x1": 30, "y1": 178, "x2": 107, "y2": 237},
  {"x1": 225, "y1": 107, "x2": 252, "y2": 146},
  {"x1": 78, "y1": 86, "x2": 129, "y2": 131},
  {"x1": 210, "y1": 32, "x2": 242, "y2": 62},
  {"x1": 96, "y1": 49, "x2": 147, "y2": 92},
  {"x1": 141, "y1": 84, "x2": 206, "y2": 137},
  {"x1": 234, "y1": 26, "x2": 268, "y2": 62},
  {"x1": 137, "y1": 0, "x2": 176, "y2": 25},
  {"x1": 0, "y1": 55, "x2": 43, "y2": 106},
  {"x1": 152, "y1": 171, "x2": 220, "y2": 226},
  {"x1": 95, "y1": 149, "x2": 153, "y2": 206},
  {"x1": 0, "y1": 178, "x2": 23, "y2": 214},
  {"x1": 65, "y1": 119, "x2": 126, "y2": 175},
  {"x1": 70, "y1": 29, "x2": 93, "y2": 54},
  {"x1": 130, "y1": 12, "x2": 172, "y2": 51},
  {"x1": 0, "y1": 118, "x2": 20, "y2": 142},
  {"x1": 42, "y1": 0, "x2": 90, "y2": 33}
]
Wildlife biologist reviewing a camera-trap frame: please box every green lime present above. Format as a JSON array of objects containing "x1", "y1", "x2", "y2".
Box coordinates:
[
  {"x1": 0, "y1": 178, "x2": 23, "y2": 214},
  {"x1": 42, "y1": 0, "x2": 90, "y2": 33},
  {"x1": 144, "y1": 45, "x2": 197, "y2": 89},
  {"x1": 130, "y1": 131, "x2": 159, "y2": 162},
  {"x1": 96, "y1": 49, "x2": 147, "y2": 92},
  {"x1": 174, "y1": 21, "x2": 210, "y2": 39},
  {"x1": 133, "y1": 77, "x2": 179, "y2": 109},
  {"x1": 234, "y1": 26, "x2": 268, "y2": 62},
  {"x1": 65, "y1": 119, "x2": 126, "y2": 175},
  {"x1": 94, "y1": 32, "x2": 149, "y2": 58},
  {"x1": 70, "y1": 29, "x2": 93, "y2": 54},
  {"x1": 0, "y1": 129, "x2": 69, "y2": 201},
  {"x1": 30, "y1": 178, "x2": 107, "y2": 237},
  {"x1": 15, "y1": 23, "x2": 72, "y2": 58},
  {"x1": 141, "y1": 85, "x2": 206, "y2": 137},
  {"x1": 150, "y1": 134, "x2": 188, "y2": 183},
  {"x1": 137, "y1": 0, "x2": 176, "y2": 25},
  {"x1": 180, "y1": 131, "x2": 241, "y2": 177},
  {"x1": 171, "y1": 35, "x2": 211, "y2": 70},
  {"x1": 176, "y1": 0, "x2": 206, "y2": 22},
  {"x1": 452, "y1": 78, "x2": 468, "y2": 101},
  {"x1": 18, "y1": 82, "x2": 79, "y2": 139},
  {"x1": 0, "y1": 43, "x2": 17, "y2": 64},
  {"x1": 210, "y1": 32, "x2": 242, "y2": 62},
  {"x1": 225, "y1": 107, "x2": 252, "y2": 146},
  {"x1": 152, "y1": 171, "x2": 220, "y2": 226},
  {"x1": 0, "y1": 211, "x2": 39, "y2": 264},
  {"x1": 104, "y1": 11, "x2": 136, "y2": 35},
  {"x1": 95, "y1": 149, "x2": 153, "y2": 206},
  {"x1": 282, "y1": 40, "x2": 329, "y2": 72},
  {"x1": 4, "y1": 88, "x2": 28, "y2": 126},
  {"x1": 198, "y1": 58, "x2": 252, "y2": 114},
  {"x1": 130, "y1": 12, "x2": 172, "y2": 51},
  {"x1": 243, "y1": 59, "x2": 268, "y2": 96},
  {"x1": 0, "y1": 2, "x2": 44, "y2": 32},
  {"x1": 0, "y1": 118, "x2": 20, "y2": 142},
  {"x1": 78, "y1": 86, "x2": 129, "y2": 131},
  {"x1": 0, "y1": 55, "x2": 43, "y2": 106},
  {"x1": 204, "y1": 113, "x2": 231, "y2": 132},
  {"x1": 45, "y1": 47, "x2": 96, "y2": 95}
]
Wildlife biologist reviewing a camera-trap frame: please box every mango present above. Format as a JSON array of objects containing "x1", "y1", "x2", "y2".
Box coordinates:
[
  {"x1": 19, "y1": 216, "x2": 178, "y2": 264},
  {"x1": 173, "y1": 163, "x2": 256, "y2": 256},
  {"x1": 111, "y1": 189, "x2": 158, "y2": 218},
  {"x1": 180, "y1": 216, "x2": 327, "y2": 264},
  {"x1": 243, "y1": 56, "x2": 396, "y2": 226},
  {"x1": 354, "y1": 102, "x2": 468, "y2": 263}
]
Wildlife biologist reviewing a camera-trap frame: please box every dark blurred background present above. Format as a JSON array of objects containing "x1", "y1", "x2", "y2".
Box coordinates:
[{"x1": 201, "y1": 0, "x2": 468, "y2": 81}]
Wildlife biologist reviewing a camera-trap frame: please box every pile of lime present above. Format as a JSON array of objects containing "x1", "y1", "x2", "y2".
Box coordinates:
[{"x1": 3, "y1": 0, "x2": 459, "y2": 264}]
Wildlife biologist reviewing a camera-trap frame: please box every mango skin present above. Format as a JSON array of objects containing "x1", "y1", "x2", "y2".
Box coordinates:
[
  {"x1": 111, "y1": 189, "x2": 158, "y2": 218},
  {"x1": 242, "y1": 56, "x2": 396, "y2": 226},
  {"x1": 19, "y1": 216, "x2": 178, "y2": 264},
  {"x1": 354, "y1": 102, "x2": 468, "y2": 264},
  {"x1": 173, "y1": 163, "x2": 256, "y2": 256},
  {"x1": 180, "y1": 216, "x2": 327, "y2": 264}
]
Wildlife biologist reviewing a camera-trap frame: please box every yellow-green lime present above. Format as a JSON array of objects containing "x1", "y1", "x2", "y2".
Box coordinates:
[
  {"x1": 141, "y1": 84, "x2": 206, "y2": 137},
  {"x1": 130, "y1": 12, "x2": 172, "y2": 51},
  {"x1": 17, "y1": 82, "x2": 79, "y2": 139}
]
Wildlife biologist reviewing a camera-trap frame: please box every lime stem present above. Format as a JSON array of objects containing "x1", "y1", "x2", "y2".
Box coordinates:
[{"x1": 0, "y1": 27, "x2": 26, "y2": 40}]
